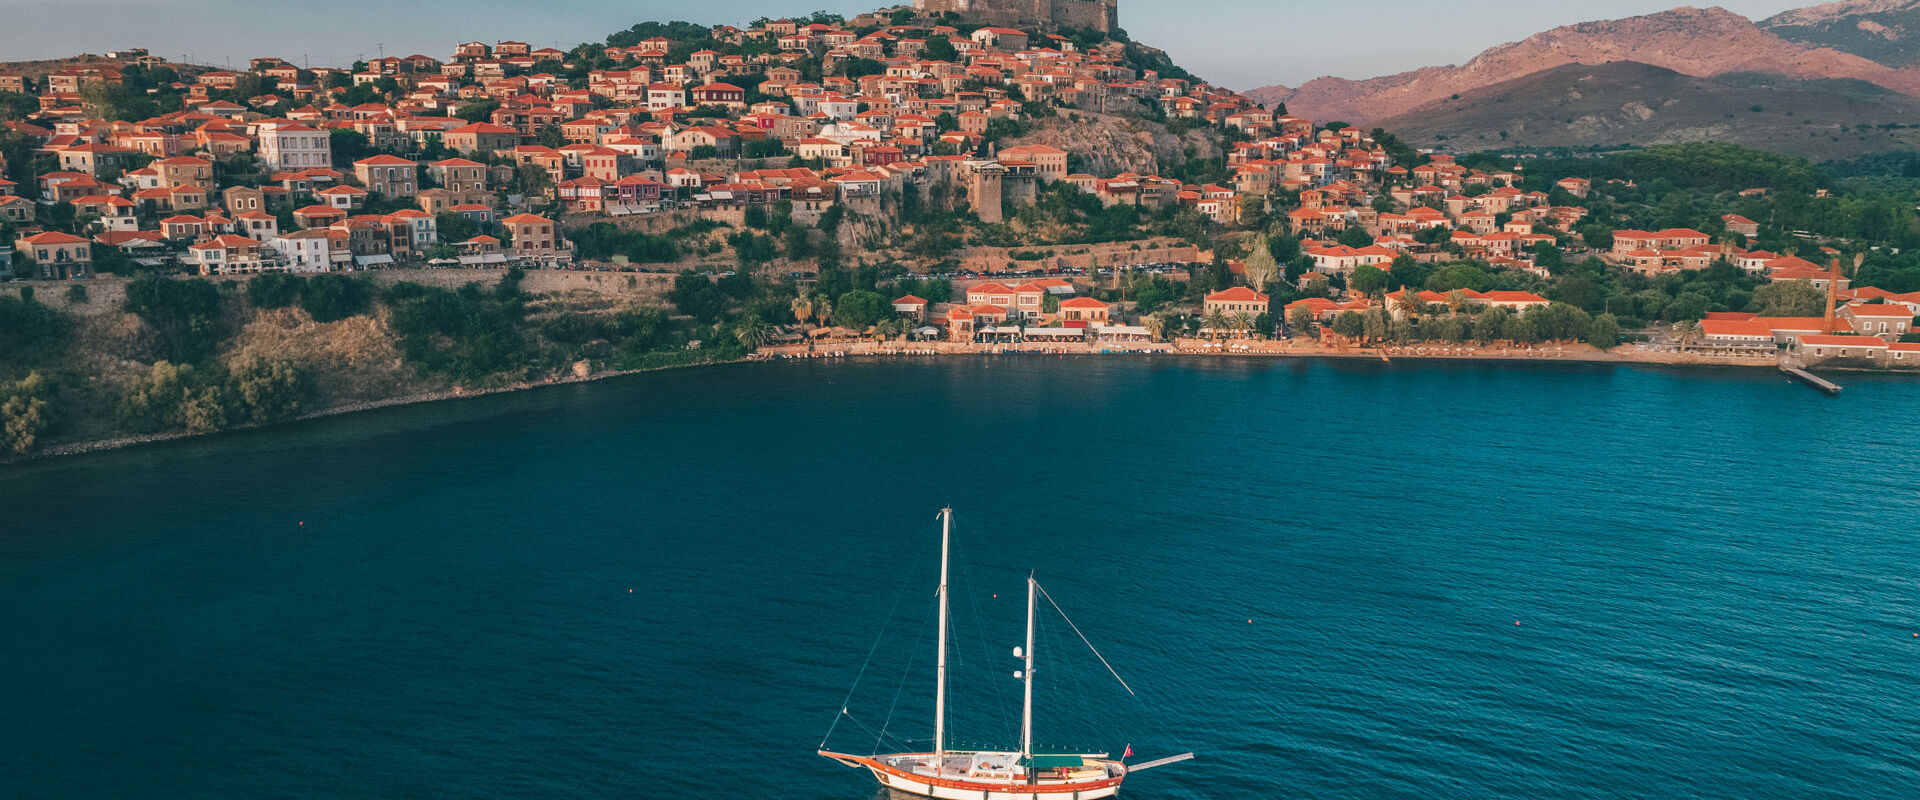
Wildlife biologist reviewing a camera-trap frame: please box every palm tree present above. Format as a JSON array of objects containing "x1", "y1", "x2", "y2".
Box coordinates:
[
  {"x1": 814, "y1": 296, "x2": 834, "y2": 328},
  {"x1": 1672, "y1": 319, "x2": 1703, "y2": 349},
  {"x1": 790, "y1": 292, "x2": 813, "y2": 326},
  {"x1": 735, "y1": 317, "x2": 772, "y2": 350},
  {"x1": 1205, "y1": 308, "x2": 1229, "y2": 340},
  {"x1": 1232, "y1": 311, "x2": 1253, "y2": 338},
  {"x1": 1144, "y1": 311, "x2": 1170, "y2": 342}
]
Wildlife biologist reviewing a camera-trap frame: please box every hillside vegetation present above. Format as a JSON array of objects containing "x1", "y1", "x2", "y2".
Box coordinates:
[{"x1": 1377, "y1": 61, "x2": 1920, "y2": 159}]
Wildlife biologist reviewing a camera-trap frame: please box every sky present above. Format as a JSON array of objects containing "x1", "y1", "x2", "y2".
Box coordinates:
[{"x1": 0, "y1": 0, "x2": 1820, "y2": 90}]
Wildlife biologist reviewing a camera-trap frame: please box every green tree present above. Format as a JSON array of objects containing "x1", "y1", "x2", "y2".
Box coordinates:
[
  {"x1": 1349, "y1": 265, "x2": 1389, "y2": 297},
  {"x1": 123, "y1": 275, "x2": 224, "y2": 363},
  {"x1": 834, "y1": 290, "x2": 888, "y2": 329},
  {"x1": 0, "y1": 371, "x2": 54, "y2": 454},
  {"x1": 246, "y1": 273, "x2": 305, "y2": 309},
  {"x1": 924, "y1": 35, "x2": 959, "y2": 62},
  {"x1": 1588, "y1": 313, "x2": 1622, "y2": 349},
  {"x1": 1748, "y1": 280, "x2": 1826, "y2": 317},
  {"x1": 299, "y1": 274, "x2": 374, "y2": 322},
  {"x1": 1332, "y1": 310, "x2": 1365, "y2": 339},
  {"x1": 670, "y1": 272, "x2": 726, "y2": 321},
  {"x1": 117, "y1": 360, "x2": 196, "y2": 433},
  {"x1": 229, "y1": 357, "x2": 306, "y2": 424},
  {"x1": 1242, "y1": 234, "x2": 1279, "y2": 292},
  {"x1": 734, "y1": 317, "x2": 773, "y2": 349},
  {"x1": 1288, "y1": 304, "x2": 1317, "y2": 337}
]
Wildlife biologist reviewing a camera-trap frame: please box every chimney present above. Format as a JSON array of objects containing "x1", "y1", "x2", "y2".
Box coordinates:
[{"x1": 1824, "y1": 257, "x2": 1841, "y2": 334}]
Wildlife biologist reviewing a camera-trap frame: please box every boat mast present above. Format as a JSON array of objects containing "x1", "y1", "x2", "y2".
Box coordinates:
[
  {"x1": 935, "y1": 507, "x2": 951, "y2": 768},
  {"x1": 1020, "y1": 573, "x2": 1036, "y2": 764}
]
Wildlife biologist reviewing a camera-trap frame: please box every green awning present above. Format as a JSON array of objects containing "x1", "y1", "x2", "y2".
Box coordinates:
[{"x1": 1020, "y1": 754, "x2": 1085, "y2": 769}]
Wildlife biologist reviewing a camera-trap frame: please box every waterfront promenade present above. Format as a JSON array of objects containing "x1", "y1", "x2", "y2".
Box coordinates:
[{"x1": 753, "y1": 338, "x2": 1785, "y2": 368}]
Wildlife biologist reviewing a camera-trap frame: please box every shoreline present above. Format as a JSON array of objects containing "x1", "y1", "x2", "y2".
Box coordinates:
[
  {"x1": 8, "y1": 341, "x2": 1904, "y2": 465},
  {"x1": 6, "y1": 356, "x2": 745, "y2": 466}
]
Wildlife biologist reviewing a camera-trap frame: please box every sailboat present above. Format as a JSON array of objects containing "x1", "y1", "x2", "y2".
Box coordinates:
[{"x1": 818, "y1": 508, "x2": 1190, "y2": 800}]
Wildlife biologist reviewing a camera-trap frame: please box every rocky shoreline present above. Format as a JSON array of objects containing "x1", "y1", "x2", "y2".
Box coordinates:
[{"x1": 12, "y1": 340, "x2": 1899, "y2": 466}]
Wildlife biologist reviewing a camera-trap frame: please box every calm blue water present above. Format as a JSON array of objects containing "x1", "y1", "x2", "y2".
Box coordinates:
[{"x1": 3, "y1": 357, "x2": 1918, "y2": 799}]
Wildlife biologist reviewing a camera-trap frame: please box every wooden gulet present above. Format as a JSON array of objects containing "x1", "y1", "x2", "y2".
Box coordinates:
[{"x1": 819, "y1": 508, "x2": 1192, "y2": 800}]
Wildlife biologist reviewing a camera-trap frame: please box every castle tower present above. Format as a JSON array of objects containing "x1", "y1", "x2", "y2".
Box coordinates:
[{"x1": 968, "y1": 160, "x2": 1005, "y2": 224}]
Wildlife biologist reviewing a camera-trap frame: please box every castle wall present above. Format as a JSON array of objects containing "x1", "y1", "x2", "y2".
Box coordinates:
[{"x1": 917, "y1": 0, "x2": 1116, "y2": 33}]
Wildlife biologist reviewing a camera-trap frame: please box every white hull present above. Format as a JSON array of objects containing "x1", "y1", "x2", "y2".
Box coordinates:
[{"x1": 869, "y1": 766, "x2": 1122, "y2": 800}]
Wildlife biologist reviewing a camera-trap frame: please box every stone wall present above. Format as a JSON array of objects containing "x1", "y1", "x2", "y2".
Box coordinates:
[
  {"x1": 953, "y1": 238, "x2": 1201, "y2": 273},
  {"x1": 916, "y1": 0, "x2": 1118, "y2": 33}
]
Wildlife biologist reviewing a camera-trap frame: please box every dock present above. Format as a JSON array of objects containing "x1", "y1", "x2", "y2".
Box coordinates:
[{"x1": 1781, "y1": 365, "x2": 1842, "y2": 395}]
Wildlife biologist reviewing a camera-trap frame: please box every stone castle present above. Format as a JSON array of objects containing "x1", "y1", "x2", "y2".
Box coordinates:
[{"x1": 914, "y1": 0, "x2": 1119, "y2": 34}]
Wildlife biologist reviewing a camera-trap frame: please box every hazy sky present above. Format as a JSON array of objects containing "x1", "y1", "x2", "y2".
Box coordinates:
[{"x1": 0, "y1": 0, "x2": 1818, "y2": 89}]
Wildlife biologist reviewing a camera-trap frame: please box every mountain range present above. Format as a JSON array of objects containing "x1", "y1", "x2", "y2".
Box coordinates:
[{"x1": 1243, "y1": 1, "x2": 1920, "y2": 158}]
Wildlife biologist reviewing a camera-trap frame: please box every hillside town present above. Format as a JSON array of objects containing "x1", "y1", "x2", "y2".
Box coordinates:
[{"x1": 1, "y1": 0, "x2": 1919, "y2": 461}]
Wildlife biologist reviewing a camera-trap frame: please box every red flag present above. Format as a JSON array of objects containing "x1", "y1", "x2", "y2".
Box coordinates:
[{"x1": 1122, "y1": 744, "x2": 1133, "y2": 760}]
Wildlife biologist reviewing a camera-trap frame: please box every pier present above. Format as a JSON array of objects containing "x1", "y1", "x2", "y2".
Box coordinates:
[{"x1": 1781, "y1": 365, "x2": 1842, "y2": 395}]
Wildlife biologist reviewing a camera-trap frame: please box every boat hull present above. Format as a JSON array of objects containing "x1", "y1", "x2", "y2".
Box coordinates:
[{"x1": 821, "y1": 752, "x2": 1125, "y2": 800}]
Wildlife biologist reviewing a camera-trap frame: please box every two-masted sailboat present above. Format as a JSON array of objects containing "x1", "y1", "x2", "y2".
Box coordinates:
[{"x1": 818, "y1": 508, "x2": 1189, "y2": 800}]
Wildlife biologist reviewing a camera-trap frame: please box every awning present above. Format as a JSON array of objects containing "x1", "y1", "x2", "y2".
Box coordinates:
[
  {"x1": 355, "y1": 254, "x2": 395, "y2": 266},
  {"x1": 1024, "y1": 327, "x2": 1085, "y2": 338}
]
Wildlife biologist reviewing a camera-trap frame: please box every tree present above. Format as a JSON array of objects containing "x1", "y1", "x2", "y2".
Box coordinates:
[
  {"x1": 1205, "y1": 308, "x2": 1229, "y2": 339},
  {"x1": 299, "y1": 274, "x2": 373, "y2": 322},
  {"x1": 247, "y1": 273, "x2": 305, "y2": 308},
  {"x1": 0, "y1": 371, "x2": 53, "y2": 454},
  {"x1": 1145, "y1": 311, "x2": 1173, "y2": 342},
  {"x1": 1331, "y1": 311, "x2": 1365, "y2": 339},
  {"x1": 1504, "y1": 313, "x2": 1540, "y2": 343},
  {"x1": 1588, "y1": 313, "x2": 1622, "y2": 349},
  {"x1": 1473, "y1": 308, "x2": 1509, "y2": 342},
  {"x1": 834, "y1": 290, "x2": 888, "y2": 329},
  {"x1": 123, "y1": 275, "x2": 224, "y2": 363},
  {"x1": 1671, "y1": 319, "x2": 1704, "y2": 348},
  {"x1": 790, "y1": 292, "x2": 814, "y2": 326},
  {"x1": 670, "y1": 272, "x2": 726, "y2": 321},
  {"x1": 329, "y1": 129, "x2": 373, "y2": 168},
  {"x1": 1349, "y1": 265, "x2": 1388, "y2": 297},
  {"x1": 1748, "y1": 280, "x2": 1826, "y2": 317},
  {"x1": 436, "y1": 212, "x2": 479, "y2": 244},
  {"x1": 454, "y1": 99, "x2": 501, "y2": 123},
  {"x1": 734, "y1": 317, "x2": 773, "y2": 349},
  {"x1": 924, "y1": 35, "x2": 959, "y2": 62},
  {"x1": 1288, "y1": 304, "x2": 1318, "y2": 338},
  {"x1": 1362, "y1": 308, "x2": 1387, "y2": 341},
  {"x1": 1242, "y1": 234, "x2": 1279, "y2": 292},
  {"x1": 1336, "y1": 226, "x2": 1373, "y2": 248},
  {"x1": 229, "y1": 357, "x2": 306, "y2": 424}
]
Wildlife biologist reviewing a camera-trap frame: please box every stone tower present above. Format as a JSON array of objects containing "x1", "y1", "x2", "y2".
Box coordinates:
[
  {"x1": 915, "y1": 0, "x2": 1118, "y2": 34},
  {"x1": 967, "y1": 160, "x2": 1005, "y2": 224}
]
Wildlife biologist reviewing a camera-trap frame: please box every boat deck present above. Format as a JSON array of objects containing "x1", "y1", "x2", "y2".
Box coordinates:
[{"x1": 883, "y1": 751, "x2": 1117, "y2": 785}]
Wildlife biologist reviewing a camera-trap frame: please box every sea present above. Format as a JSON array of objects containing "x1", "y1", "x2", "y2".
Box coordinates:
[{"x1": 3, "y1": 356, "x2": 1917, "y2": 799}]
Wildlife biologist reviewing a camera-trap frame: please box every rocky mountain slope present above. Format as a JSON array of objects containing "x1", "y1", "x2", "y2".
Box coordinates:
[
  {"x1": 1762, "y1": 0, "x2": 1920, "y2": 66},
  {"x1": 1246, "y1": 5, "x2": 1920, "y2": 125},
  {"x1": 1373, "y1": 60, "x2": 1920, "y2": 159}
]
